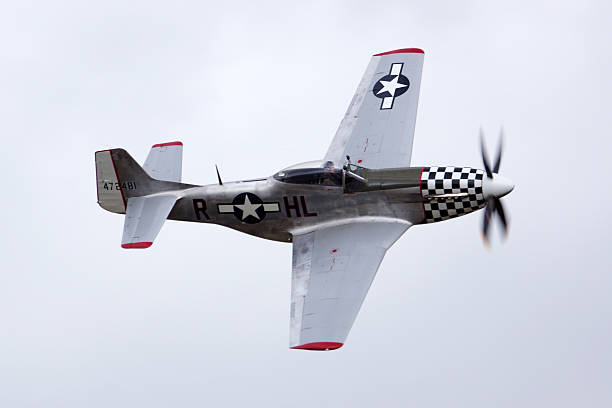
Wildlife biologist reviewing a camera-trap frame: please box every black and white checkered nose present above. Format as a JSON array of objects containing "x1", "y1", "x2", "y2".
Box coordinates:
[
  {"x1": 482, "y1": 174, "x2": 514, "y2": 198},
  {"x1": 420, "y1": 167, "x2": 486, "y2": 223}
]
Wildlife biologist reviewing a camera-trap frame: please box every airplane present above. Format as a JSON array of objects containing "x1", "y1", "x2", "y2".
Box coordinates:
[{"x1": 95, "y1": 48, "x2": 514, "y2": 351}]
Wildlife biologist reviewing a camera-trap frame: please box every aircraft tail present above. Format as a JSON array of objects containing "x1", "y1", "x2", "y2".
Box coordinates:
[
  {"x1": 143, "y1": 141, "x2": 183, "y2": 182},
  {"x1": 95, "y1": 143, "x2": 197, "y2": 249}
]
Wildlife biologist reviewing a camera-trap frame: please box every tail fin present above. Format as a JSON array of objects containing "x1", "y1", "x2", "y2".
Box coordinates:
[
  {"x1": 95, "y1": 148, "x2": 153, "y2": 214},
  {"x1": 95, "y1": 144, "x2": 198, "y2": 248},
  {"x1": 95, "y1": 147, "x2": 194, "y2": 214}
]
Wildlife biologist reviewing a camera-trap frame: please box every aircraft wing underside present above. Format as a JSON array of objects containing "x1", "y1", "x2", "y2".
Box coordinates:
[
  {"x1": 324, "y1": 49, "x2": 424, "y2": 170},
  {"x1": 290, "y1": 219, "x2": 410, "y2": 350}
]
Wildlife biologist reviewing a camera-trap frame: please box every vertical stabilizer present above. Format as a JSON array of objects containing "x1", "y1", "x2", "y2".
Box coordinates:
[{"x1": 95, "y1": 150, "x2": 127, "y2": 214}]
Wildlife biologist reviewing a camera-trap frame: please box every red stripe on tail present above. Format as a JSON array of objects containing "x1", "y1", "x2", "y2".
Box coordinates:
[
  {"x1": 122, "y1": 242, "x2": 153, "y2": 249},
  {"x1": 373, "y1": 48, "x2": 424, "y2": 56},
  {"x1": 152, "y1": 141, "x2": 183, "y2": 148},
  {"x1": 291, "y1": 342, "x2": 343, "y2": 351}
]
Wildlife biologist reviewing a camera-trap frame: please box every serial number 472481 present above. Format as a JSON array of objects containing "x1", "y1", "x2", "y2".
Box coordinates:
[{"x1": 103, "y1": 181, "x2": 137, "y2": 191}]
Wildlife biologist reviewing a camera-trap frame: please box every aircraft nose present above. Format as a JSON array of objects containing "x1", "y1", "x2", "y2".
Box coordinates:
[{"x1": 482, "y1": 174, "x2": 514, "y2": 198}]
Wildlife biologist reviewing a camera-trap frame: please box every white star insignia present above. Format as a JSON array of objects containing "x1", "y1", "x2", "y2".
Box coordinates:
[
  {"x1": 235, "y1": 195, "x2": 262, "y2": 220},
  {"x1": 376, "y1": 75, "x2": 408, "y2": 97}
]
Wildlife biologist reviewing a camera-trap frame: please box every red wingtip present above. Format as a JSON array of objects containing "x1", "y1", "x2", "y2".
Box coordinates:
[
  {"x1": 152, "y1": 141, "x2": 183, "y2": 148},
  {"x1": 121, "y1": 242, "x2": 153, "y2": 249},
  {"x1": 373, "y1": 48, "x2": 424, "y2": 56},
  {"x1": 291, "y1": 342, "x2": 343, "y2": 351}
]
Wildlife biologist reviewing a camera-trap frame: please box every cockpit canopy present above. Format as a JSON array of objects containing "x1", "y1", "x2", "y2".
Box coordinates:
[
  {"x1": 274, "y1": 160, "x2": 422, "y2": 193},
  {"x1": 274, "y1": 160, "x2": 343, "y2": 186}
]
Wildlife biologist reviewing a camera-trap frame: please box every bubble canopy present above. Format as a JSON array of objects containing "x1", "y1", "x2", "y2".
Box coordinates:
[{"x1": 274, "y1": 160, "x2": 343, "y2": 186}]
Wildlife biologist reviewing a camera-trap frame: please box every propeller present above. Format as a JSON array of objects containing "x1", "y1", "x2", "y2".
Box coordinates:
[{"x1": 480, "y1": 128, "x2": 510, "y2": 246}]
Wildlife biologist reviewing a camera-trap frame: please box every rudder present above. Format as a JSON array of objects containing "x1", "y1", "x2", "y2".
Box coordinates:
[{"x1": 95, "y1": 149, "x2": 128, "y2": 214}]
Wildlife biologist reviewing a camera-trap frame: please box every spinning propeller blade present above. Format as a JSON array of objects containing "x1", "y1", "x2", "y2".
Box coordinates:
[
  {"x1": 495, "y1": 197, "x2": 508, "y2": 235},
  {"x1": 480, "y1": 128, "x2": 493, "y2": 179},
  {"x1": 480, "y1": 128, "x2": 511, "y2": 246},
  {"x1": 482, "y1": 197, "x2": 494, "y2": 244},
  {"x1": 492, "y1": 128, "x2": 503, "y2": 174}
]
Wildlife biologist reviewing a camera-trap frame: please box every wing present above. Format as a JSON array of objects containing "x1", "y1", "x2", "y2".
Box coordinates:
[
  {"x1": 121, "y1": 194, "x2": 178, "y2": 249},
  {"x1": 143, "y1": 141, "x2": 183, "y2": 182},
  {"x1": 290, "y1": 219, "x2": 410, "y2": 350},
  {"x1": 324, "y1": 48, "x2": 424, "y2": 169}
]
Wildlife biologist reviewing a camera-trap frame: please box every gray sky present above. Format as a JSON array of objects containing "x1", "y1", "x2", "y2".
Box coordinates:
[{"x1": 1, "y1": 1, "x2": 611, "y2": 406}]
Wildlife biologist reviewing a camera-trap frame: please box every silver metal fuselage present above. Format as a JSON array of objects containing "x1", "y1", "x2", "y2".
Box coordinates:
[{"x1": 168, "y1": 177, "x2": 426, "y2": 243}]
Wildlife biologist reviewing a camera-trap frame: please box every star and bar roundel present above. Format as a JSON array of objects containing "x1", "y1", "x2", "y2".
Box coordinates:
[
  {"x1": 372, "y1": 63, "x2": 410, "y2": 110},
  {"x1": 217, "y1": 192, "x2": 280, "y2": 224}
]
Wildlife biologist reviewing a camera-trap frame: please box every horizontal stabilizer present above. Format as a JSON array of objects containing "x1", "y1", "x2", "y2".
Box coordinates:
[
  {"x1": 143, "y1": 141, "x2": 183, "y2": 182},
  {"x1": 121, "y1": 194, "x2": 179, "y2": 249}
]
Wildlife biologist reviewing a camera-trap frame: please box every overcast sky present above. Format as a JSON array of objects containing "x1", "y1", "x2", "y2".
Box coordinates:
[{"x1": 1, "y1": 1, "x2": 611, "y2": 406}]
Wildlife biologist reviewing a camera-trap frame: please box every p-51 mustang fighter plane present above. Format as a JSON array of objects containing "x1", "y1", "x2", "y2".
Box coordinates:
[{"x1": 95, "y1": 48, "x2": 514, "y2": 351}]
